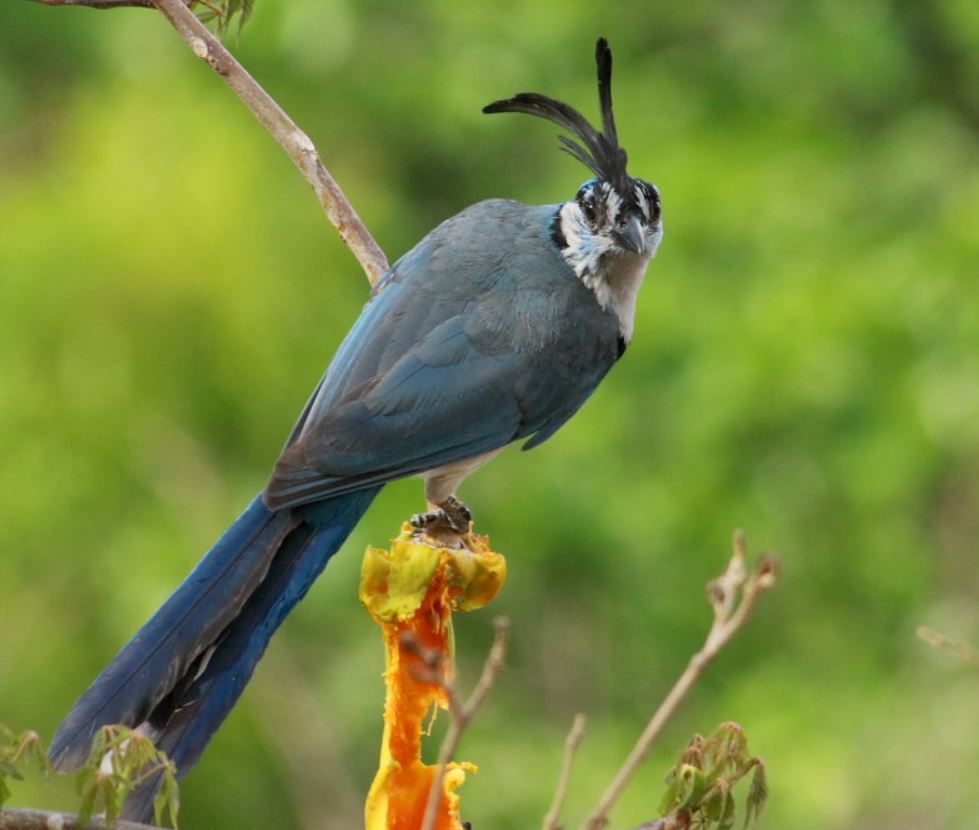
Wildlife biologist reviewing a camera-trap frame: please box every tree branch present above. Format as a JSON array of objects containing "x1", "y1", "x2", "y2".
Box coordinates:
[
  {"x1": 411, "y1": 616, "x2": 510, "y2": 830},
  {"x1": 150, "y1": 0, "x2": 390, "y2": 285},
  {"x1": 29, "y1": 0, "x2": 391, "y2": 286},
  {"x1": 0, "y1": 808, "x2": 160, "y2": 830},
  {"x1": 579, "y1": 531, "x2": 779, "y2": 830},
  {"x1": 542, "y1": 713, "x2": 587, "y2": 830}
]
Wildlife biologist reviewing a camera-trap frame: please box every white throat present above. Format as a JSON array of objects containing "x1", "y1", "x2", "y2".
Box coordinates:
[{"x1": 556, "y1": 201, "x2": 662, "y2": 342}]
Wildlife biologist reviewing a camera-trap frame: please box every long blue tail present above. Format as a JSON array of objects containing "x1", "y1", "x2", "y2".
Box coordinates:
[{"x1": 48, "y1": 488, "x2": 379, "y2": 820}]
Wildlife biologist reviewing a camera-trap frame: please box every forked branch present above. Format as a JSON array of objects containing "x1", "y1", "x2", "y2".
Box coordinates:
[
  {"x1": 542, "y1": 713, "x2": 587, "y2": 830},
  {"x1": 407, "y1": 616, "x2": 510, "y2": 830},
  {"x1": 580, "y1": 531, "x2": 779, "y2": 830}
]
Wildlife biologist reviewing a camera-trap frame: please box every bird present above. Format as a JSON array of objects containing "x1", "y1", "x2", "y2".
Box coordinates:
[{"x1": 47, "y1": 37, "x2": 663, "y2": 820}]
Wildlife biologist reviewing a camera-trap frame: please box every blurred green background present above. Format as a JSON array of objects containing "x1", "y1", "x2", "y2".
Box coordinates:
[{"x1": 2, "y1": 1, "x2": 978, "y2": 828}]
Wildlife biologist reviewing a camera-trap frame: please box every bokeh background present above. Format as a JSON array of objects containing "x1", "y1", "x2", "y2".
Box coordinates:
[{"x1": 2, "y1": 1, "x2": 978, "y2": 828}]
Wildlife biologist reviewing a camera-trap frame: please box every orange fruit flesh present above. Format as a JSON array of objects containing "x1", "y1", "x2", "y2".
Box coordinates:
[{"x1": 360, "y1": 527, "x2": 505, "y2": 830}]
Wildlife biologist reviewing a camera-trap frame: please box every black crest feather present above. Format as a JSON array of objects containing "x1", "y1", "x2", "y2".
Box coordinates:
[{"x1": 483, "y1": 38, "x2": 630, "y2": 192}]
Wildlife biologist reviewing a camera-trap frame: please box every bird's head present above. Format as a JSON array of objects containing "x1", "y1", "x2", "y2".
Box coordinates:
[{"x1": 484, "y1": 38, "x2": 662, "y2": 282}]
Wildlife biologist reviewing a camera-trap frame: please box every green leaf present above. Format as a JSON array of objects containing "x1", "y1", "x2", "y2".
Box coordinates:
[
  {"x1": 677, "y1": 764, "x2": 709, "y2": 810},
  {"x1": 76, "y1": 769, "x2": 99, "y2": 827},
  {"x1": 718, "y1": 789, "x2": 737, "y2": 830},
  {"x1": 103, "y1": 774, "x2": 123, "y2": 826},
  {"x1": 657, "y1": 724, "x2": 767, "y2": 830},
  {"x1": 744, "y1": 761, "x2": 768, "y2": 829},
  {"x1": 73, "y1": 725, "x2": 180, "y2": 827},
  {"x1": 659, "y1": 774, "x2": 682, "y2": 815},
  {"x1": 703, "y1": 783, "x2": 726, "y2": 822},
  {"x1": 154, "y1": 763, "x2": 181, "y2": 829},
  {"x1": 190, "y1": 0, "x2": 257, "y2": 38},
  {"x1": 705, "y1": 723, "x2": 748, "y2": 779},
  {"x1": 680, "y1": 734, "x2": 707, "y2": 769},
  {"x1": 0, "y1": 726, "x2": 51, "y2": 806}
]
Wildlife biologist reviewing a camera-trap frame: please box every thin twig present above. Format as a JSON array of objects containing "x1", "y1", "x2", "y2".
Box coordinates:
[
  {"x1": 148, "y1": 0, "x2": 389, "y2": 285},
  {"x1": 917, "y1": 626, "x2": 979, "y2": 667},
  {"x1": 542, "y1": 713, "x2": 587, "y2": 830},
  {"x1": 419, "y1": 617, "x2": 510, "y2": 830},
  {"x1": 579, "y1": 531, "x2": 779, "y2": 830}
]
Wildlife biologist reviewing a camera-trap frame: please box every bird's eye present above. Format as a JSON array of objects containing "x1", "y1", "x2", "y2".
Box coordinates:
[{"x1": 581, "y1": 198, "x2": 597, "y2": 222}]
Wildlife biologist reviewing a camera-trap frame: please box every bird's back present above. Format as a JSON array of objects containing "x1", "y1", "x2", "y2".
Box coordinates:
[{"x1": 264, "y1": 198, "x2": 624, "y2": 510}]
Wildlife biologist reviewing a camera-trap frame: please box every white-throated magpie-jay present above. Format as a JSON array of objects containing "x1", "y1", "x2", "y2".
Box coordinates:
[{"x1": 49, "y1": 38, "x2": 663, "y2": 819}]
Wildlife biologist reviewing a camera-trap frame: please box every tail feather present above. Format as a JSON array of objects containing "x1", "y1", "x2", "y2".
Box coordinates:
[
  {"x1": 48, "y1": 489, "x2": 375, "y2": 777},
  {"x1": 120, "y1": 489, "x2": 378, "y2": 822},
  {"x1": 50, "y1": 495, "x2": 299, "y2": 771}
]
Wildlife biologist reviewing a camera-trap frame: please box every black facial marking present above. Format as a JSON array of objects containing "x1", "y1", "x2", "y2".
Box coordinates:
[
  {"x1": 635, "y1": 179, "x2": 661, "y2": 223},
  {"x1": 617, "y1": 334, "x2": 628, "y2": 359},
  {"x1": 550, "y1": 211, "x2": 568, "y2": 249},
  {"x1": 576, "y1": 182, "x2": 610, "y2": 230},
  {"x1": 582, "y1": 199, "x2": 597, "y2": 223}
]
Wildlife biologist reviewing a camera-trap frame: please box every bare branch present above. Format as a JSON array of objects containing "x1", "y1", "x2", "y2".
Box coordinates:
[
  {"x1": 917, "y1": 625, "x2": 979, "y2": 667},
  {"x1": 419, "y1": 616, "x2": 510, "y2": 830},
  {"x1": 542, "y1": 713, "x2": 587, "y2": 830},
  {"x1": 579, "y1": 531, "x2": 779, "y2": 830},
  {"x1": 0, "y1": 808, "x2": 159, "y2": 830},
  {"x1": 148, "y1": 0, "x2": 389, "y2": 285}
]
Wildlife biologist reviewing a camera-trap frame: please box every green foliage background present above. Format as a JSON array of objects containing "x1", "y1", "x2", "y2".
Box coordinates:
[{"x1": 2, "y1": 1, "x2": 978, "y2": 827}]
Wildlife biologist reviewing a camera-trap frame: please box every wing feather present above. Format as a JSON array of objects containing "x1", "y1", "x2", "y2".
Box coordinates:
[{"x1": 263, "y1": 200, "x2": 622, "y2": 512}]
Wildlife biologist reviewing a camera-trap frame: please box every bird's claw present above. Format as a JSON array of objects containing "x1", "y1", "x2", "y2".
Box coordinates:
[{"x1": 410, "y1": 496, "x2": 472, "y2": 535}]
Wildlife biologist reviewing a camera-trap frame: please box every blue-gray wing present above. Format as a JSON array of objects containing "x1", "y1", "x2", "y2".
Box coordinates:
[{"x1": 264, "y1": 200, "x2": 621, "y2": 511}]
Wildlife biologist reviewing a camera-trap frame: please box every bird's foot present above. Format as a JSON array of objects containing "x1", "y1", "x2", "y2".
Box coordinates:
[{"x1": 410, "y1": 496, "x2": 473, "y2": 535}]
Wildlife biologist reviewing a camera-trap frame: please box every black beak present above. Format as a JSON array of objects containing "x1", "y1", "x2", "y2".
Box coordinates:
[{"x1": 614, "y1": 215, "x2": 646, "y2": 256}]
